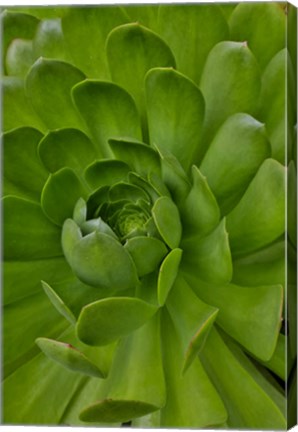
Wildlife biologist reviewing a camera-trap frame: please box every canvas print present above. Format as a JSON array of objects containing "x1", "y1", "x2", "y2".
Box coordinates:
[{"x1": 1, "y1": 1, "x2": 297, "y2": 429}]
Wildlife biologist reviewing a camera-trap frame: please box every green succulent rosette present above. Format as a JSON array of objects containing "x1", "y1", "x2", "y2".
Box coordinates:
[{"x1": 2, "y1": 2, "x2": 297, "y2": 429}]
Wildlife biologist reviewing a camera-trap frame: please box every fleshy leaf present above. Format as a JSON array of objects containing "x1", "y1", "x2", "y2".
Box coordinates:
[
  {"x1": 200, "y1": 328, "x2": 286, "y2": 429},
  {"x1": 36, "y1": 337, "x2": 105, "y2": 378},
  {"x1": 3, "y1": 127, "x2": 48, "y2": 201},
  {"x1": 124, "y1": 236, "x2": 168, "y2": 277},
  {"x1": 182, "y1": 219, "x2": 232, "y2": 285},
  {"x1": 81, "y1": 218, "x2": 118, "y2": 240},
  {"x1": 61, "y1": 219, "x2": 82, "y2": 267},
  {"x1": 155, "y1": 143, "x2": 191, "y2": 204},
  {"x1": 6, "y1": 39, "x2": 36, "y2": 77},
  {"x1": 2, "y1": 77, "x2": 45, "y2": 132},
  {"x1": 3, "y1": 196, "x2": 62, "y2": 260},
  {"x1": 73, "y1": 198, "x2": 87, "y2": 226},
  {"x1": 191, "y1": 278, "x2": 283, "y2": 361},
  {"x1": 166, "y1": 276, "x2": 218, "y2": 373},
  {"x1": 41, "y1": 167, "x2": 88, "y2": 226},
  {"x1": 71, "y1": 231, "x2": 138, "y2": 290},
  {"x1": 3, "y1": 338, "x2": 84, "y2": 424},
  {"x1": 124, "y1": 5, "x2": 159, "y2": 31},
  {"x1": 152, "y1": 196, "x2": 182, "y2": 249},
  {"x1": 38, "y1": 128, "x2": 97, "y2": 174},
  {"x1": 181, "y1": 165, "x2": 220, "y2": 237},
  {"x1": 200, "y1": 113, "x2": 271, "y2": 215},
  {"x1": 226, "y1": 159, "x2": 285, "y2": 255},
  {"x1": 288, "y1": 161, "x2": 297, "y2": 248},
  {"x1": 2, "y1": 10, "x2": 39, "y2": 69},
  {"x1": 76, "y1": 297, "x2": 158, "y2": 346},
  {"x1": 62, "y1": 6, "x2": 128, "y2": 78},
  {"x1": 229, "y1": 2, "x2": 286, "y2": 70},
  {"x1": 4, "y1": 291, "x2": 68, "y2": 378},
  {"x1": 200, "y1": 41, "x2": 261, "y2": 157},
  {"x1": 109, "y1": 138, "x2": 161, "y2": 177},
  {"x1": 146, "y1": 68, "x2": 204, "y2": 170},
  {"x1": 158, "y1": 4, "x2": 229, "y2": 84},
  {"x1": 106, "y1": 23, "x2": 175, "y2": 138},
  {"x1": 109, "y1": 182, "x2": 149, "y2": 203},
  {"x1": 158, "y1": 248, "x2": 182, "y2": 306},
  {"x1": 72, "y1": 80, "x2": 142, "y2": 157},
  {"x1": 42, "y1": 280, "x2": 76, "y2": 325},
  {"x1": 85, "y1": 160, "x2": 130, "y2": 190},
  {"x1": 259, "y1": 49, "x2": 295, "y2": 164},
  {"x1": 3, "y1": 257, "x2": 72, "y2": 305},
  {"x1": 160, "y1": 311, "x2": 227, "y2": 428},
  {"x1": 80, "y1": 312, "x2": 165, "y2": 422},
  {"x1": 232, "y1": 241, "x2": 285, "y2": 287},
  {"x1": 26, "y1": 58, "x2": 86, "y2": 131},
  {"x1": 33, "y1": 19, "x2": 70, "y2": 62}
]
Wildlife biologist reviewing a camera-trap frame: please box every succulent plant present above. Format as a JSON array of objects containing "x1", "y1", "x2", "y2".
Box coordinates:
[{"x1": 2, "y1": 2, "x2": 297, "y2": 429}]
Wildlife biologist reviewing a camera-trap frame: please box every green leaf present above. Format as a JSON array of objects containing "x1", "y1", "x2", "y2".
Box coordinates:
[
  {"x1": 167, "y1": 276, "x2": 218, "y2": 373},
  {"x1": 128, "y1": 173, "x2": 161, "y2": 203},
  {"x1": 3, "y1": 257, "x2": 71, "y2": 305},
  {"x1": 109, "y1": 182, "x2": 149, "y2": 203},
  {"x1": 81, "y1": 218, "x2": 118, "y2": 240},
  {"x1": 200, "y1": 41, "x2": 261, "y2": 156},
  {"x1": 80, "y1": 312, "x2": 165, "y2": 422},
  {"x1": 226, "y1": 159, "x2": 285, "y2": 255},
  {"x1": 182, "y1": 219, "x2": 232, "y2": 285},
  {"x1": 124, "y1": 236, "x2": 168, "y2": 277},
  {"x1": 109, "y1": 138, "x2": 161, "y2": 177},
  {"x1": 152, "y1": 196, "x2": 182, "y2": 249},
  {"x1": 2, "y1": 77, "x2": 45, "y2": 132},
  {"x1": 3, "y1": 291, "x2": 68, "y2": 377},
  {"x1": 26, "y1": 58, "x2": 86, "y2": 131},
  {"x1": 85, "y1": 159, "x2": 130, "y2": 190},
  {"x1": 155, "y1": 143, "x2": 191, "y2": 204},
  {"x1": 124, "y1": 5, "x2": 159, "y2": 31},
  {"x1": 229, "y1": 2, "x2": 286, "y2": 71},
  {"x1": 106, "y1": 23, "x2": 175, "y2": 138},
  {"x1": 61, "y1": 219, "x2": 82, "y2": 267},
  {"x1": 62, "y1": 6, "x2": 128, "y2": 78},
  {"x1": 232, "y1": 241, "x2": 285, "y2": 287},
  {"x1": 38, "y1": 128, "x2": 97, "y2": 175},
  {"x1": 33, "y1": 19, "x2": 70, "y2": 62},
  {"x1": 73, "y1": 198, "x2": 87, "y2": 226},
  {"x1": 259, "y1": 49, "x2": 293, "y2": 164},
  {"x1": 257, "y1": 334, "x2": 287, "y2": 381},
  {"x1": 41, "y1": 167, "x2": 87, "y2": 226},
  {"x1": 288, "y1": 161, "x2": 297, "y2": 248},
  {"x1": 71, "y1": 231, "x2": 138, "y2": 290},
  {"x1": 192, "y1": 278, "x2": 283, "y2": 361},
  {"x1": 42, "y1": 281, "x2": 76, "y2": 325},
  {"x1": 200, "y1": 113, "x2": 271, "y2": 215},
  {"x1": 181, "y1": 165, "x2": 220, "y2": 237},
  {"x1": 2, "y1": 10, "x2": 39, "y2": 70},
  {"x1": 3, "y1": 127, "x2": 48, "y2": 202},
  {"x1": 72, "y1": 80, "x2": 142, "y2": 157},
  {"x1": 200, "y1": 328, "x2": 286, "y2": 429},
  {"x1": 3, "y1": 342, "x2": 84, "y2": 424},
  {"x1": 6, "y1": 39, "x2": 36, "y2": 77},
  {"x1": 146, "y1": 68, "x2": 204, "y2": 170},
  {"x1": 4, "y1": 6, "x2": 67, "y2": 19},
  {"x1": 158, "y1": 4, "x2": 229, "y2": 84},
  {"x1": 77, "y1": 297, "x2": 157, "y2": 346},
  {"x1": 157, "y1": 249, "x2": 182, "y2": 306},
  {"x1": 3, "y1": 196, "x2": 62, "y2": 260},
  {"x1": 160, "y1": 311, "x2": 227, "y2": 428},
  {"x1": 36, "y1": 337, "x2": 105, "y2": 378}
]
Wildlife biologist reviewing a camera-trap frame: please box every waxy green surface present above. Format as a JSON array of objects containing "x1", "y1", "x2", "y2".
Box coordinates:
[{"x1": 2, "y1": 2, "x2": 296, "y2": 429}]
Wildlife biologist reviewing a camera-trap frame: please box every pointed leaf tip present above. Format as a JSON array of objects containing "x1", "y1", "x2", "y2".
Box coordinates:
[{"x1": 36, "y1": 337, "x2": 106, "y2": 378}]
